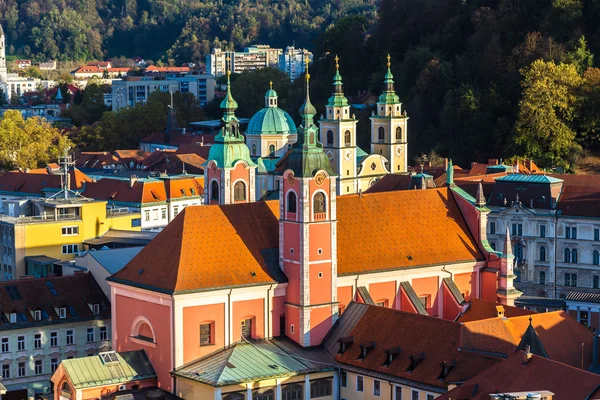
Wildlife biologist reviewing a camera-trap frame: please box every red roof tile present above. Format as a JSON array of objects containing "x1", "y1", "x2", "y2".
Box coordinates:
[
  {"x1": 438, "y1": 351, "x2": 600, "y2": 400},
  {"x1": 111, "y1": 188, "x2": 483, "y2": 293},
  {"x1": 82, "y1": 179, "x2": 167, "y2": 204},
  {"x1": 457, "y1": 298, "x2": 536, "y2": 323}
]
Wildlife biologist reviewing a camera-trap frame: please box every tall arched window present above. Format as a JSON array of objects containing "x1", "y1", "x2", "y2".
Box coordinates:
[
  {"x1": 251, "y1": 144, "x2": 257, "y2": 156},
  {"x1": 60, "y1": 382, "x2": 71, "y2": 397},
  {"x1": 378, "y1": 127, "x2": 385, "y2": 141},
  {"x1": 539, "y1": 246, "x2": 546, "y2": 262},
  {"x1": 344, "y1": 130, "x2": 351, "y2": 146},
  {"x1": 327, "y1": 130, "x2": 334, "y2": 146},
  {"x1": 269, "y1": 144, "x2": 275, "y2": 158},
  {"x1": 233, "y1": 181, "x2": 246, "y2": 202},
  {"x1": 564, "y1": 248, "x2": 571, "y2": 263},
  {"x1": 594, "y1": 250, "x2": 600, "y2": 265},
  {"x1": 313, "y1": 192, "x2": 326, "y2": 214},
  {"x1": 571, "y1": 248, "x2": 578, "y2": 263},
  {"x1": 287, "y1": 191, "x2": 297, "y2": 214},
  {"x1": 396, "y1": 126, "x2": 402, "y2": 140},
  {"x1": 223, "y1": 393, "x2": 245, "y2": 400},
  {"x1": 282, "y1": 383, "x2": 303, "y2": 400},
  {"x1": 211, "y1": 181, "x2": 219, "y2": 201}
]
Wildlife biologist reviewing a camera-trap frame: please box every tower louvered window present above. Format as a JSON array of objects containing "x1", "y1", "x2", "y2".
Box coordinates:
[
  {"x1": 313, "y1": 193, "x2": 326, "y2": 214},
  {"x1": 211, "y1": 181, "x2": 219, "y2": 201},
  {"x1": 287, "y1": 192, "x2": 297, "y2": 214},
  {"x1": 344, "y1": 130, "x2": 351, "y2": 146},
  {"x1": 396, "y1": 126, "x2": 402, "y2": 140},
  {"x1": 327, "y1": 130, "x2": 334, "y2": 146},
  {"x1": 234, "y1": 181, "x2": 246, "y2": 202},
  {"x1": 378, "y1": 127, "x2": 385, "y2": 141}
]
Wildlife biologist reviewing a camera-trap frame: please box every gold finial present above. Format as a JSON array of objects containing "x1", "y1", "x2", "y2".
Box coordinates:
[
  {"x1": 304, "y1": 55, "x2": 310, "y2": 80},
  {"x1": 387, "y1": 54, "x2": 391, "y2": 69},
  {"x1": 269, "y1": 80, "x2": 273, "y2": 89},
  {"x1": 226, "y1": 55, "x2": 231, "y2": 77},
  {"x1": 335, "y1": 54, "x2": 339, "y2": 71}
]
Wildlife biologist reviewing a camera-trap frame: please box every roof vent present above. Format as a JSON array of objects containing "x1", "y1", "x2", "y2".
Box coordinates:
[
  {"x1": 138, "y1": 268, "x2": 144, "y2": 275},
  {"x1": 338, "y1": 336, "x2": 354, "y2": 354},
  {"x1": 407, "y1": 255, "x2": 413, "y2": 261},
  {"x1": 250, "y1": 271, "x2": 257, "y2": 278},
  {"x1": 526, "y1": 394, "x2": 542, "y2": 400}
]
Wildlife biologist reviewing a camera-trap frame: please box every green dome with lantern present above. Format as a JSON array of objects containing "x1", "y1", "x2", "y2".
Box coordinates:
[{"x1": 246, "y1": 82, "x2": 297, "y2": 136}]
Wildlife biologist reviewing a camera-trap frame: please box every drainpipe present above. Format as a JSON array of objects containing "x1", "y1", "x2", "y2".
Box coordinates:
[
  {"x1": 554, "y1": 214, "x2": 558, "y2": 299},
  {"x1": 266, "y1": 284, "x2": 273, "y2": 339},
  {"x1": 227, "y1": 289, "x2": 233, "y2": 345},
  {"x1": 441, "y1": 265, "x2": 452, "y2": 280}
]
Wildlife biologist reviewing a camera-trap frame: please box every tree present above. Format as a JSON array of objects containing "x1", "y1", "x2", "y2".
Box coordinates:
[
  {"x1": 513, "y1": 60, "x2": 583, "y2": 168},
  {"x1": 0, "y1": 111, "x2": 73, "y2": 169},
  {"x1": 0, "y1": 88, "x2": 7, "y2": 106},
  {"x1": 577, "y1": 68, "x2": 600, "y2": 148},
  {"x1": 565, "y1": 36, "x2": 594, "y2": 74}
]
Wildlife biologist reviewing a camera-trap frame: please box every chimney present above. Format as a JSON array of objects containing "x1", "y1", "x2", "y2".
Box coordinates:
[
  {"x1": 471, "y1": 162, "x2": 477, "y2": 168},
  {"x1": 444, "y1": 158, "x2": 449, "y2": 171},
  {"x1": 523, "y1": 345, "x2": 533, "y2": 364},
  {"x1": 129, "y1": 175, "x2": 138, "y2": 188},
  {"x1": 488, "y1": 158, "x2": 499, "y2": 165},
  {"x1": 495, "y1": 305, "x2": 505, "y2": 318}
]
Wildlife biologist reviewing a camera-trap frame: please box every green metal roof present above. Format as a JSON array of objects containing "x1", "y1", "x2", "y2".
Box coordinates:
[
  {"x1": 172, "y1": 339, "x2": 334, "y2": 387},
  {"x1": 326, "y1": 58, "x2": 349, "y2": 108},
  {"x1": 378, "y1": 55, "x2": 401, "y2": 105},
  {"x1": 62, "y1": 350, "x2": 156, "y2": 389},
  {"x1": 246, "y1": 107, "x2": 297, "y2": 136},
  {"x1": 495, "y1": 174, "x2": 563, "y2": 184}
]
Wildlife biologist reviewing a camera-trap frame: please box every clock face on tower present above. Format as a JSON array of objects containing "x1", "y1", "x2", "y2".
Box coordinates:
[
  {"x1": 314, "y1": 172, "x2": 326, "y2": 186},
  {"x1": 287, "y1": 175, "x2": 296, "y2": 185},
  {"x1": 344, "y1": 150, "x2": 351, "y2": 161},
  {"x1": 326, "y1": 150, "x2": 334, "y2": 160},
  {"x1": 395, "y1": 146, "x2": 402, "y2": 156}
]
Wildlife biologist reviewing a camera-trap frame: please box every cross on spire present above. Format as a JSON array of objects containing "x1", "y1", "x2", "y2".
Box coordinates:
[
  {"x1": 269, "y1": 80, "x2": 273, "y2": 90},
  {"x1": 335, "y1": 54, "x2": 340, "y2": 71},
  {"x1": 387, "y1": 54, "x2": 391, "y2": 68},
  {"x1": 304, "y1": 55, "x2": 311, "y2": 81}
]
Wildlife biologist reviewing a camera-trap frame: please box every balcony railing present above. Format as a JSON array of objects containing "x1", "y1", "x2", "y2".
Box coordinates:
[{"x1": 314, "y1": 212, "x2": 327, "y2": 221}]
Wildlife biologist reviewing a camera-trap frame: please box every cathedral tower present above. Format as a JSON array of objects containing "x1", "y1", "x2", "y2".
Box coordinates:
[
  {"x1": 320, "y1": 56, "x2": 358, "y2": 195},
  {"x1": 277, "y1": 58, "x2": 339, "y2": 347},
  {"x1": 204, "y1": 56, "x2": 257, "y2": 205},
  {"x1": 0, "y1": 24, "x2": 7, "y2": 84},
  {"x1": 370, "y1": 55, "x2": 408, "y2": 173}
]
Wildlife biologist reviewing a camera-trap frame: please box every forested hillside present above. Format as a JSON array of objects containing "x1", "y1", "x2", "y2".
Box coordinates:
[
  {"x1": 305, "y1": 0, "x2": 600, "y2": 169},
  {"x1": 0, "y1": 0, "x2": 377, "y2": 63}
]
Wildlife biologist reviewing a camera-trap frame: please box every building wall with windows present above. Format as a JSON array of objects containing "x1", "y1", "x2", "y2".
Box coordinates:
[
  {"x1": 0, "y1": 199, "x2": 140, "y2": 280},
  {"x1": 487, "y1": 211, "x2": 600, "y2": 299},
  {"x1": 340, "y1": 371, "x2": 440, "y2": 400}
]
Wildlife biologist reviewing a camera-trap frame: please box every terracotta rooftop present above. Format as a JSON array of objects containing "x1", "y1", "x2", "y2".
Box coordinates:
[
  {"x1": 0, "y1": 273, "x2": 109, "y2": 331},
  {"x1": 82, "y1": 178, "x2": 167, "y2": 205},
  {"x1": 456, "y1": 297, "x2": 536, "y2": 323},
  {"x1": 110, "y1": 188, "x2": 482, "y2": 293},
  {"x1": 145, "y1": 66, "x2": 191, "y2": 73},
  {"x1": 76, "y1": 152, "x2": 121, "y2": 169},
  {"x1": 0, "y1": 169, "x2": 91, "y2": 194},
  {"x1": 438, "y1": 351, "x2": 600, "y2": 400}
]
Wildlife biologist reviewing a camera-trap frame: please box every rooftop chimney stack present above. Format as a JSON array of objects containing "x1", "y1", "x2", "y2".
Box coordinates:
[{"x1": 523, "y1": 345, "x2": 533, "y2": 364}]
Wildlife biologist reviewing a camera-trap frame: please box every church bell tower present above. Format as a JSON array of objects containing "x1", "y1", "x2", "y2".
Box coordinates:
[
  {"x1": 278, "y1": 57, "x2": 339, "y2": 347},
  {"x1": 0, "y1": 24, "x2": 8, "y2": 85}
]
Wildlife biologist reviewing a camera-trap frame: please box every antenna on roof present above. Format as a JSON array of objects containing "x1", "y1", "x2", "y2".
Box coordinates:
[
  {"x1": 47, "y1": 147, "x2": 89, "y2": 201},
  {"x1": 182, "y1": 162, "x2": 186, "y2": 175}
]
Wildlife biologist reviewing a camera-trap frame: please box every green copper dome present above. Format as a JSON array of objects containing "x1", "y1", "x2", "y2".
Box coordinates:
[{"x1": 247, "y1": 108, "x2": 297, "y2": 136}]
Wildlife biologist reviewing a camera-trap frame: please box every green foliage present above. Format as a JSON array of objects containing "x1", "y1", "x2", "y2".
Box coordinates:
[
  {"x1": 1, "y1": 0, "x2": 377, "y2": 63},
  {"x1": 0, "y1": 110, "x2": 73, "y2": 169},
  {"x1": 566, "y1": 36, "x2": 594, "y2": 74},
  {"x1": 514, "y1": 60, "x2": 583, "y2": 168}
]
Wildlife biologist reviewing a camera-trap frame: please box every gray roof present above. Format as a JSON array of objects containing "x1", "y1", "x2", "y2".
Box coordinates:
[
  {"x1": 89, "y1": 247, "x2": 144, "y2": 274},
  {"x1": 172, "y1": 338, "x2": 334, "y2": 386},
  {"x1": 443, "y1": 278, "x2": 466, "y2": 305},
  {"x1": 565, "y1": 291, "x2": 600, "y2": 304},
  {"x1": 322, "y1": 302, "x2": 369, "y2": 356}
]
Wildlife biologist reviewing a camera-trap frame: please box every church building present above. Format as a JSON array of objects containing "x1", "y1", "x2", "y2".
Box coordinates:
[{"x1": 107, "y1": 58, "x2": 520, "y2": 397}]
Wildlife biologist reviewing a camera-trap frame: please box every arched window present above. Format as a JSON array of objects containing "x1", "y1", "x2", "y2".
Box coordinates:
[
  {"x1": 396, "y1": 126, "x2": 402, "y2": 140},
  {"x1": 344, "y1": 130, "x2": 351, "y2": 146},
  {"x1": 251, "y1": 144, "x2": 257, "y2": 156},
  {"x1": 327, "y1": 130, "x2": 334, "y2": 146},
  {"x1": 131, "y1": 317, "x2": 156, "y2": 344},
  {"x1": 564, "y1": 248, "x2": 571, "y2": 263},
  {"x1": 60, "y1": 382, "x2": 71, "y2": 396},
  {"x1": 287, "y1": 191, "x2": 297, "y2": 214},
  {"x1": 233, "y1": 181, "x2": 246, "y2": 202},
  {"x1": 490, "y1": 242, "x2": 496, "y2": 251},
  {"x1": 269, "y1": 144, "x2": 275, "y2": 158},
  {"x1": 211, "y1": 181, "x2": 219, "y2": 201},
  {"x1": 313, "y1": 192, "x2": 326, "y2": 214},
  {"x1": 539, "y1": 246, "x2": 546, "y2": 262},
  {"x1": 253, "y1": 388, "x2": 275, "y2": 400},
  {"x1": 378, "y1": 127, "x2": 385, "y2": 141},
  {"x1": 571, "y1": 248, "x2": 578, "y2": 263},
  {"x1": 282, "y1": 383, "x2": 303, "y2": 400},
  {"x1": 594, "y1": 250, "x2": 600, "y2": 265}
]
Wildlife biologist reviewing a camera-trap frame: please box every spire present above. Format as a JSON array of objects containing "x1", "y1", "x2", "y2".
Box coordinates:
[
  {"x1": 220, "y1": 54, "x2": 238, "y2": 121},
  {"x1": 378, "y1": 54, "x2": 400, "y2": 105},
  {"x1": 299, "y1": 56, "x2": 316, "y2": 128},
  {"x1": 503, "y1": 226, "x2": 513, "y2": 257},
  {"x1": 475, "y1": 182, "x2": 486, "y2": 207},
  {"x1": 326, "y1": 55, "x2": 349, "y2": 109},
  {"x1": 446, "y1": 159, "x2": 454, "y2": 186}
]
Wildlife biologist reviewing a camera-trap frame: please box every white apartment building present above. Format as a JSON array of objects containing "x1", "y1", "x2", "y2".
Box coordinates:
[{"x1": 278, "y1": 46, "x2": 313, "y2": 81}]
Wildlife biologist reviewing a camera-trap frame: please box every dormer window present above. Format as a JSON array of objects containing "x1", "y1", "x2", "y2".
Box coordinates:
[
  {"x1": 382, "y1": 346, "x2": 401, "y2": 367},
  {"x1": 437, "y1": 360, "x2": 456, "y2": 380},
  {"x1": 34, "y1": 310, "x2": 42, "y2": 321},
  {"x1": 9, "y1": 313, "x2": 16, "y2": 324},
  {"x1": 406, "y1": 353, "x2": 425, "y2": 373},
  {"x1": 190, "y1": 188, "x2": 195, "y2": 195},
  {"x1": 93, "y1": 304, "x2": 100, "y2": 315},
  {"x1": 338, "y1": 336, "x2": 354, "y2": 354},
  {"x1": 358, "y1": 341, "x2": 375, "y2": 360},
  {"x1": 180, "y1": 189, "x2": 186, "y2": 196},
  {"x1": 59, "y1": 308, "x2": 67, "y2": 319}
]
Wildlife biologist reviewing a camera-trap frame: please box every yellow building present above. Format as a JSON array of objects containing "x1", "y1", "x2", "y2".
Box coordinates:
[{"x1": 0, "y1": 196, "x2": 140, "y2": 280}]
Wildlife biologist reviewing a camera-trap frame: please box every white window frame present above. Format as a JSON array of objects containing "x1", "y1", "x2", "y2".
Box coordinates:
[
  {"x1": 50, "y1": 331, "x2": 58, "y2": 347},
  {"x1": 61, "y1": 226, "x2": 79, "y2": 236},
  {"x1": 93, "y1": 304, "x2": 100, "y2": 315},
  {"x1": 17, "y1": 362, "x2": 25, "y2": 377},
  {"x1": 9, "y1": 313, "x2": 16, "y2": 324},
  {"x1": 373, "y1": 379, "x2": 381, "y2": 396},
  {"x1": 100, "y1": 326, "x2": 108, "y2": 341},
  {"x1": 34, "y1": 360, "x2": 42, "y2": 375},
  {"x1": 17, "y1": 335, "x2": 25, "y2": 351},
  {"x1": 34, "y1": 333, "x2": 42, "y2": 349},
  {"x1": 356, "y1": 375, "x2": 364, "y2": 392},
  {"x1": 34, "y1": 310, "x2": 42, "y2": 321},
  {"x1": 51, "y1": 358, "x2": 59, "y2": 373},
  {"x1": 87, "y1": 327, "x2": 95, "y2": 343},
  {"x1": 66, "y1": 329, "x2": 74, "y2": 345},
  {"x1": 59, "y1": 307, "x2": 67, "y2": 319},
  {"x1": 1, "y1": 337, "x2": 9, "y2": 353},
  {"x1": 2, "y1": 364, "x2": 9, "y2": 379}
]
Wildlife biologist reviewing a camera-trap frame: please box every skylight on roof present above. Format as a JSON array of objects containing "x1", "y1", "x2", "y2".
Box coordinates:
[
  {"x1": 99, "y1": 351, "x2": 119, "y2": 364},
  {"x1": 5, "y1": 286, "x2": 21, "y2": 300},
  {"x1": 46, "y1": 281, "x2": 58, "y2": 296}
]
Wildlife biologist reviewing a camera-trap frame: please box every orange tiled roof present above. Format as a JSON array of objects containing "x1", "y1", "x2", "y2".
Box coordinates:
[
  {"x1": 438, "y1": 351, "x2": 600, "y2": 400},
  {"x1": 82, "y1": 179, "x2": 167, "y2": 204},
  {"x1": 164, "y1": 176, "x2": 204, "y2": 199},
  {"x1": 111, "y1": 188, "x2": 483, "y2": 293},
  {"x1": 456, "y1": 297, "x2": 536, "y2": 323},
  {"x1": 145, "y1": 65, "x2": 191, "y2": 73},
  {"x1": 461, "y1": 311, "x2": 594, "y2": 369}
]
